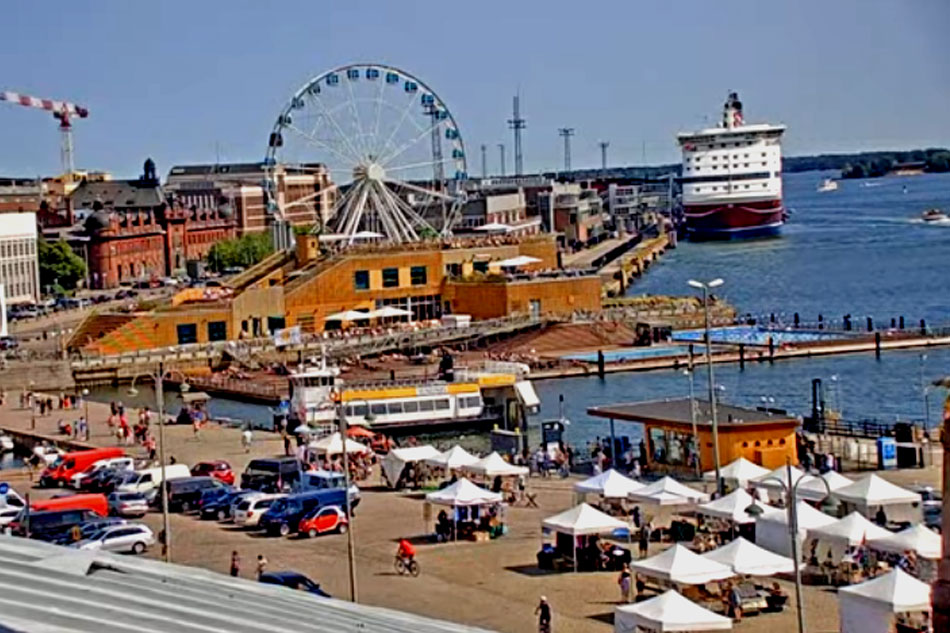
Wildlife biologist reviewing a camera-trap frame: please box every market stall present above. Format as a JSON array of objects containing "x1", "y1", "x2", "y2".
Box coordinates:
[
  {"x1": 574, "y1": 469, "x2": 644, "y2": 499},
  {"x1": 633, "y1": 544, "x2": 734, "y2": 585},
  {"x1": 381, "y1": 445, "x2": 441, "y2": 489},
  {"x1": 425, "y1": 445, "x2": 480, "y2": 471},
  {"x1": 540, "y1": 503, "x2": 631, "y2": 572},
  {"x1": 701, "y1": 537, "x2": 794, "y2": 576},
  {"x1": 703, "y1": 457, "x2": 769, "y2": 489},
  {"x1": 868, "y1": 524, "x2": 941, "y2": 561},
  {"x1": 751, "y1": 465, "x2": 826, "y2": 503},
  {"x1": 805, "y1": 511, "x2": 891, "y2": 562},
  {"x1": 838, "y1": 568, "x2": 931, "y2": 633},
  {"x1": 614, "y1": 589, "x2": 732, "y2": 633},
  {"x1": 755, "y1": 501, "x2": 835, "y2": 557},
  {"x1": 463, "y1": 452, "x2": 529, "y2": 478},
  {"x1": 425, "y1": 478, "x2": 504, "y2": 541},
  {"x1": 630, "y1": 476, "x2": 710, "y2": 505},
  {"x1": 832, "y1": 474, "x2": 922, "y2": 524},
  {"x1": 309, "y1": 432, "x2": 370, "y2": 455},
  {"x1": 697, "y1": 489, "x2": 774, "y2": 525}
]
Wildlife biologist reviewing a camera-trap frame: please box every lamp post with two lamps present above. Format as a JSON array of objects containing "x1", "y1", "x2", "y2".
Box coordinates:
[
  {"x1": 683, "y1": 366, "x2": 700, "y2": 477},
  {"x1": 688, "y1": 277, "x2": 724, "y2": 495},
  {"x1": 128, "y1": 363, "x2": 189, "y2": 563},
  {"x1": 744, "y1": 459, "x2": 833, "y2": 633}
]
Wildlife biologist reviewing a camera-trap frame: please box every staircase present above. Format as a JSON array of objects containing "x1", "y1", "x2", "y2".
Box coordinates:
[
  {"x1": 66, "y1": 311, "x2": 137, "y2": 351},
  {"x1": 85, "y1": 315, "x2": 159, "y2": 355},
  {"x1": 492, "y1": 322, "x2": 635, "y2": 356}
]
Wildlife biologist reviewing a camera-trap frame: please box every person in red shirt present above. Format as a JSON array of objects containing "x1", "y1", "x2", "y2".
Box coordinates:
[{"x1": 396, "y1": 538, "x2": 415, "y2": 563}]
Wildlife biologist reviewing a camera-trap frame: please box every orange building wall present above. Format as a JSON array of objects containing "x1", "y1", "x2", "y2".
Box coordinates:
[
  {"x1": 444, "y1": 276, "x2": 601, "y2": 320},
  {"x1": 646, "y1": 421, "x2": 799, "y2": 473}
]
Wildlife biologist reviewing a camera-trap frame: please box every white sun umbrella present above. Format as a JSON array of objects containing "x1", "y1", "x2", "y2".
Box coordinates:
[
  {"x1": 702, "y1": 537, "x2": 795, "y2": 576},
  {"x1": 630, "y1": 476, "x2": 710, "y2": 504},
  {"x1": 351, "y1": 230, "x2": 384, "y2": 240},
  {"x1": 367, "y1": 306, "x2": 412, "y2": 319},
  {"x1": 703, "y1": 457, "x2": 769, "y2": 487},
  {"x1": 463, "y1": 452, "x2": 528, "y2": 477},
  {"x1": 324, "y1": 309, "x2": 371, "y2": 322},
  {"x1": 697, "y1": 489, "x2": 774, "y2": 525},
  {"x1": 867, "y1": 524, "x2": 942, "y2": 560},
  {"x1": 494, "y1": 255, "x2": 542, "y2": 268},
  {"x1": 838, "y1": 568, "x2": 932, "y2": 633},
  {"x1": 308, "y1": 432, "x2": 369, "y2": 455},
  {"x1": 632, "y1": 544, "x2": 734, "y2": 585},
  {"x1": 574, "y1": 469, "x2": 644, "y2": 499},
  {"x1": 614, "y1": 590, "x2": 733, "y2": 633},
  {"x1": 425, "y1": 445, "x2": 479, "y2": 470},
  {"x1": 474, "y1": 222, "x2": 511, "y2": 232}
]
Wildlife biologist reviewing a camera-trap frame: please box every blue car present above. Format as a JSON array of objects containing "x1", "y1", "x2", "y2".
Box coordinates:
[
  {"x1": 199, "y1": 489, "x2": 253, "y2": 521},
  {"x1": 259, "y1": 571, "x2": 330, "y2": 597},
  {"x1": 259, "y1": 489, "x2": 346, "y2": 537}
]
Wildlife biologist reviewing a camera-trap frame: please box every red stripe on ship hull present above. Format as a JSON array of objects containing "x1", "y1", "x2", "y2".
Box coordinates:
[{"x1": 684, "y1": 199, "x2": 784, "y2": 231}]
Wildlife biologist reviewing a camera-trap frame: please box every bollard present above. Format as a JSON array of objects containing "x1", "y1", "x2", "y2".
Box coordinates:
[
  {"x1": 794, "y1": 312, "x2": 800, "y2": 327},
  {"x1": 867, "y1": 316, "x2": 873, "y2": 332},
  {"x1": 739, "y1": 344, "x2": 745, "y2": 369},
  {"x1": 875, "y1": 332, "x2": 881, "y2": 358},
  {"x1": 818, "y1": 314, "x2": 824, "y2": 330},
  {"x1": 770, "y1": 313, "x2": 776, "y2": 324},
  {"x1": 843, "y1": 314, "x2": 852, "y2": 331},
  {"x1": 597, "y1": 350, "x2": 605, "y2": 379},
  {"x1": 891, "y1": 318, "x2": 896, "y2": 329},
  {"x1": 920, "y1": 319, "x2": 927, "y2": 335},
  {"x1": 899, "y1": 316, "x2": 904, "y2": 330},
  {"x1": 768, "y1": 336, "x2": 775, "y2": 362}
]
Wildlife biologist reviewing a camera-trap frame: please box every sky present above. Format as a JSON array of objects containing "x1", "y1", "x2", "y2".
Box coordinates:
[{"x1": 1, "y1": 0, "x2": 948, "y2": 179}]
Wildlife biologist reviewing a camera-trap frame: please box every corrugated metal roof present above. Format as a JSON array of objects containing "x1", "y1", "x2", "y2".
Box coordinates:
[{"x1": 0, "y1": 535, "x2": 498, "y2": 633}]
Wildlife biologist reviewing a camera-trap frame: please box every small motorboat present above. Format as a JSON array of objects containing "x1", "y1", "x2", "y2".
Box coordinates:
[
  {"x1": 0, "y1": 433, "x2": 13, "y2": 452},
  {"x1": 32, "y1": 444, "x2": 63, "y2": 466},
  {"x1": 921, "y1": 208, "x2": 948, "y2": 223},
  {"x1": 817, "y1": 178, "x2": 838, "y2": 193}
]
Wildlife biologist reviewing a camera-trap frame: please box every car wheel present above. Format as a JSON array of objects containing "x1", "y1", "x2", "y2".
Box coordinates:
[
  {"x1": 182, "y1": 501, "x2": 191, "y2": 512},
  {"x1": 278, "y1": 523, "x2": 290, "y2": 537},
  {"x1": 308, "y1": 528, "x2": 317, "y2": 538},
  {"x1": 338, "y1": 523, "x2": 348, "y2": 535},
  {"x1": 132, "y1": 542, "x2": 146, "y2": 555},
  {"x1": 218, "y1": 509, "x2": 227, "y2": 521}
]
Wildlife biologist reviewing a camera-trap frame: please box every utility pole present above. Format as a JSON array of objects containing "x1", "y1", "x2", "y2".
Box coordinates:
[
  {"x1": 156, "y1": 362, "x2": 171, "y2": 563},
  {"x1": 558, "y1": 128, "x2": 574, "y2": 173},
  {"x1": 335, "y1": 395, "x2": 358, "y2": 602},
  {"x1": 497, "y1": 143, "x2": 506, "y2": 177},
  {"x1": 507, "y1": 94, "x2": 526, "y2": 176},
  {"x1": 599, "y1": 141, "x2": 610, "y2": 178},
  {"x1": 480, "y1": 144, "x2": 488, "y2": 179}
]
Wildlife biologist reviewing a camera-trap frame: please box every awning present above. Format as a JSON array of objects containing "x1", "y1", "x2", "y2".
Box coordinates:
[
  {"x1": 514, "y1": 381, "x2": 540, "y2": 412},
  {"x1": 180, "y1": 392, "x2": 210, "y2": 404},
  {"x1": 493, "y1": 255, "x2": 542, "y2": 268}
]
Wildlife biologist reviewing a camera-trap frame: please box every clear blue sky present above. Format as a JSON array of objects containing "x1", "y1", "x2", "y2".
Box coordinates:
[{"x1": 2, "y1": 0, "x2": 948, "y2": 178}]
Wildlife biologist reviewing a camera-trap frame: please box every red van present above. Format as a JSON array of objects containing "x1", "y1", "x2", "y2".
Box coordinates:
[
  {"x1": 31, "y1": 493, "x2": 108, "y2": 517},
  {"x1": 40, "y1": 447, "x2": 125, "y2": 488}
]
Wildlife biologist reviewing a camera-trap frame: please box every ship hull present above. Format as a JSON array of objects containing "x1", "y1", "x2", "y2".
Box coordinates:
[{"x1": 684, "y1": 198, "x2": 784, "y2": 240}]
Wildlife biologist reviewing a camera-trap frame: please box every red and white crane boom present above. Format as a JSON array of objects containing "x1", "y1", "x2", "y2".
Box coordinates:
[{"x1": 0, "y1": 90, "x2": 90, "y2": 175}]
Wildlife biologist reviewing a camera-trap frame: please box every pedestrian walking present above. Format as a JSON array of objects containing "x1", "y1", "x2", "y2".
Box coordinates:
[
  {"x1": 638, "y1": 522, "x2": 651, "y2": 559},
  {"x1": 535, "y1": 596, "x2": 552, "y2": 633},
  {"x1": 256, "y1": 554, "x2": 268, "y2": 579},
  {"x1": 230, "y1": 550, "x2": 241, "y2": 577},
  {"x1": 618, "y1": 563, "x2": 632, "y2": 603},
  {"x1": 242, "y1": 426, "x2": 253, "y2": 453}
]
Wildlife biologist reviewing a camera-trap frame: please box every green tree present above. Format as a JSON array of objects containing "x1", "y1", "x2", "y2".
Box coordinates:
[
  {"x1": 206, "y1": 232, "x2": 275, "y2": 272},
  {"x1": 38, "y1": 238, "x2": 86, "y2": 293}
]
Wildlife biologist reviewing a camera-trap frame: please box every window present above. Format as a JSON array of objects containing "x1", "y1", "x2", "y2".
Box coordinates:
[
  {"x1": 176, "y1": 323, "x2": 197, "y2": 345},
  {"x1": 419, "y1": 400, "x2": 435, "y2": 412},
  {"x1": 353, "y1": 270, "x2": 370, "y2": 290},
  {"x1": 207, "y1": 321, "x2": 227, "y2": 342},
  {"x1": 382, "y1": 267, "x2": 399, "y2": 288},
  {"x1": 370, "y1": 403, "x2": 387, "y2": 416},
  {"x1": 434, "y1": 399, "x2": 450, "y2": 410},
  {"x1": 410, "y1": 266, "x2": 427, "y2": 286},
  {"x1": 403, "y1": 401, "x2": 419, "y2": 413}
]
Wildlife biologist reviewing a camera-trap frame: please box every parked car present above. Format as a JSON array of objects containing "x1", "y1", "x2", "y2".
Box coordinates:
[
  {"x1": 241, "y1": 458, "x2": 303, "y2": 492},
  {"x1": 116, "y1": 463, "x2": 191, "y2": 495},
  {"x1": 9, "y1": 508, "x2": 101, "y2": 541},
  {"x1": 76, "y1": 523, "x2": 155, "y2": 554},
  {"x1": 40, "y1": 447, "x2": 126, "y2": 488},
  {"x1": 159, "y1": 476, "x2": 226, "y2": 513},
  {"x1": 199, "y1": 489, "x2": 252, "y2": 521},
  {"x1": 52, "y1": 517, "x2": 127, "y2": 545},
  {"x1": 31, "y1": 493, "x2": 109, "y2": 518},
  {"x1": 191, "y1": 460, "x2": 235, "y2": 486},
  {"x1": 299, "y1": 470, "x2": 360, "y2": 509},
  {"x1": 233, "y1": 494, "x2": 284, "y2": 528},
  {"x1": 259, "y1": 489, "x2": 346, "y2": 537},
  {"x1": 0, "y1": 506, "x2": 21, "y2": 527},
  {"x1": 196, "y1": 484, "x2": 235, "y2": 513},
  {"x1": 71, "y1": 457, "x2": 135, "y2": 490},
  {"x1": 108, "y1": 491, "x2": 149, "y2": 518},
  {"x1": 0, "y1": 486, "x2": 26, "y2": 509},
  {"x1": 298, "y1": 505, "x2": 348, "y2": 538},
  {"x1": 258, "y1": 571, "x2": 330, "y2": 597}
]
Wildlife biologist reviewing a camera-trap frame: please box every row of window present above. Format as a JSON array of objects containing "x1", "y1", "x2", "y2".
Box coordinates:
[
  {"x1": 685, "y1": 162, "x2": 768, "y2": 172},
  {"x1": 354, "y1": 266, "x2": 427, "y2": 290},
  {"x1": 693, "y1": 183, "x2": 771, "y2": 193},
  {"x1": 0, "y1": 238, "x2": 36, "y2": 259},
  {"x1": 345, "y1": 397, "x2": 453, "y2": 418},
  {"x1": 176, "y1": 321, "x2": 229, "y2": 345},
  {"x1": 688, "y1": 151, "x2": 769, "y2": 163}
]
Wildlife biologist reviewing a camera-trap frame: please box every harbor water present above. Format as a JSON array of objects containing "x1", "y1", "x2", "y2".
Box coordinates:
[{"x1": 89, "y1": 171, "x2": 950, "y2": 451}]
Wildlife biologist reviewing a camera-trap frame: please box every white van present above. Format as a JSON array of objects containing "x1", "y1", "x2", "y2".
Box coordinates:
[
  {"x1": 116, "y1": 464, "x2": 190, "y2": 494},
  {"x1": 69, "y1": 457, "x2": 135, "y2": 489},
  {"x1": 233, "y1": 493, "x2": 284, "y2": 528}
]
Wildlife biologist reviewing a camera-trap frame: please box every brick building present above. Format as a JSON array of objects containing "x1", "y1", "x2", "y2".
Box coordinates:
[{"x1": 71, "y1": 159, "x2": 236, "y2": 288}]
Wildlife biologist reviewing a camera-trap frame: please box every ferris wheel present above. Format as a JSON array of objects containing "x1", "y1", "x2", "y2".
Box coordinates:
[{"x1": 264, "y1": 63, "x2": 468, "y2": 245}]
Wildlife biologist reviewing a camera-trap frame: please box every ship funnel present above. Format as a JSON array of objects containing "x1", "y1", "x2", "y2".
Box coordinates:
[{"x1": 723, "y1": 91, "x2": 743, "y2": 129}]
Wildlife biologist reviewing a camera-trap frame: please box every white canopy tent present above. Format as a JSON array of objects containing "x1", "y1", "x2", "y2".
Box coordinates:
[
  {"x1": 324, "y1": 309, "x2": 371, "y2": 322},
  {"x1": 425, "y1": 445, "x2": 480, "y2": 470},
  {"x1": 308, "y1": 432, "x2": 370, "y2": 455},
  {"x1": 755, "y1": 502, "x2": 836, "y2": 557},
  {"x1": 701, "y1": 537, "x2": 794, "y2": 576},
  {"x1": 697, "y1": 489, "x2": 775, "y2": 525},
  {"x1": 614, "y1": 590, "x2": 732, "y2": 633},
  {"x1": 806, "y1": 511, "x2": 891, "y2": 561},
  {"x1": 751, "y1": 465, "x2": 826, "y2": 502},
  {"x1": 381, "y1": 445, "x2": 442, "y2": 488},
  {"x1": 425, "y1": 478, "x2": 503, "y2": 507},
  {"x1": 630, "y1": 476, "x2": 710, "y2": 506},
  {"x1": 632, "y1": 544, "x2": 734, "y2": 585},
  {"x1": 838, "y1": 568, "x2": 931, "y2": 633},
  {"x1": 868, "y1": 524, "x2": 942, "y2": 560},
  {"x1": 542, "y1": 503, "x2": 629, "y2": 535},
  {"x1": 463, "y1": 452, "x2": 529, "y2": 477},
  {"x1": 797, "y1": 470, "x2": 853, "y2": 497},
  {"x1": 703, "y1": 457, "x2": 769, "y2": 488},
  {"x1": 832, "y1": 474, "x2": 922, "y2": 523},
  {"x1": 574, "y1": 469, "x2": 644, "y2": 499}
]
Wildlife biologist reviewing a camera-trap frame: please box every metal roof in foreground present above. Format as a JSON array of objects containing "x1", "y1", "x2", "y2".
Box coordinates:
[
  {"x1": 0, "y1": 535, "x2": 498, "y2": 633},
  {"x1": 587, "y1": 398, "x2": 797, "y2": 428}
]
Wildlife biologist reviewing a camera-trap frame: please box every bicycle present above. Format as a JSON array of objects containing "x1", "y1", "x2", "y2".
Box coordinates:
[{"x1": 394, "y1": 555, "x2": 420, "y2": 577}]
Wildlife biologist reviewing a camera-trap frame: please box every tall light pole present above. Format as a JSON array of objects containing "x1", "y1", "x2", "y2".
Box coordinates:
[
  {"x1": 934, "y1": 377, "x2": 950, "y2": 631},
  {"x1": 334, "y1": 392, "x2": 359, "y2": 602},
  {"x1": 688, "y1": 278, "x2": 724, "y2": 494},
  {"x1": 683, "y1": 367, "x2": 700, "y2": 477}
]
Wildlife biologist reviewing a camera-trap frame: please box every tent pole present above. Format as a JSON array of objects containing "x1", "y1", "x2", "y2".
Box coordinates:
[{"x1": 574, "y1": 537, "x2": 578, "y2": 573}]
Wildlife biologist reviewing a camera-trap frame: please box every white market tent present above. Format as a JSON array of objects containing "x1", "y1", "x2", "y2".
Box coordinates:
[
  {"x1": 806, "y1": 511, "x2": 891, "y2": 560},
  {"x1": 425, "y1": 478, "x2": 502, "y2": 507},
  {"x1": 542, "y1": 503, "x2": 629, "y2": 536},
  {"x1": 703, "y1": 457, "x2": 769, "y2": 487},
  {"x1": 833, "y1": 474, "x2": 922, "y2": 523},
  {"x1": 614, "y1": 590, "x2": 733, "y2": 633},
  {"x1": 702, "y1": 537, "x2": 794, "y2": 576},
  {"x1": 425, "y1": 445, "x2": 480, "y2": 470},
  {"x1": 308, "y1": 432, "x2": 370, "y2": 455},
  {"x1": 838, "y1": 568, "x2": 932, "y2": 633},
  {"x1": 868, "y1": 524, "x2": 942, "y2": 560},
  {"x1": 797, "y1": 470, "x2": 853, "y2": 497},
  {"x1": 381, "y1": 445, "x2": 442, "y2": 488},
  {"x1": 697, "y1": 489, "x2": 774, "y2": 525},
  {"x1": 751, "y1": 465, "x2": 827, "y2": 502},
  {"x1": 630, "y1": 476, "x2": 710, "y2": 505},
  {"x1": 632, "y1": 544, "x2": 734, "y2": 585},
  {"x1": 574, "y1": 469, "x2": 644, "y2": 499},
  {"x1": 463, "y1": 452, "x2": 529, "y2": 477},
  {"x1": 755, "y1": 501, "x2": 836, "y2": 557}
]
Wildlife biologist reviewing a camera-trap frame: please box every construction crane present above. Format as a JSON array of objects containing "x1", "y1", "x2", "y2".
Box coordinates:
[{"x1": 0, "y1": 90, "x2": 89, "y2": 175}]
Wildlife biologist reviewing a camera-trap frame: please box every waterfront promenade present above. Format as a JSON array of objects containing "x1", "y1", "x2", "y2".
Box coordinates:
[{"x1": 0, "y1": 394, "x2": 940, "y2": 632}]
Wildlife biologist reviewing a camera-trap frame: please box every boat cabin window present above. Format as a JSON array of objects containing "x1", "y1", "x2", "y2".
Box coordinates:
[
  {"x1": 419, "y1": 400, "x2": 435, "y2": 412},
  {"x1": 346, "y1": 404, "x2": 368, "y2": 418},
  {"x1": 370, "y1": 403, "x2": 387, "y2": 416},
  {"x1": 387, "y1": 402, "x2": 404, "y2": 415},
  {"x1": 434, "y1": 399, "x2": 450, "y2": 411},
  {"x1": 298, "y1": 376, "x2": 335, "y2": 388},
  {"x1": 403, "y1": 401, "x2": 419, "y2": 413}
]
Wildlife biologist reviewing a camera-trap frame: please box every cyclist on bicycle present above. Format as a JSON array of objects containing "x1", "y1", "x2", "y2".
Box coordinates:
[{"x1": 396, "y1": 538, "x2": 416, "y2": 565}]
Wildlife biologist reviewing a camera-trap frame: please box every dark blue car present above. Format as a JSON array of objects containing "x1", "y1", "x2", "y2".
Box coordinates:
[
  {"x1": 258, "y1": 489, "x2": 346, "y2": 537},
  {"x1": 199, "y1": 489, "x2": 253, "y2": 521},
  {"x1": 259, "y1": 571, "x2": 330, "y2": 597}
]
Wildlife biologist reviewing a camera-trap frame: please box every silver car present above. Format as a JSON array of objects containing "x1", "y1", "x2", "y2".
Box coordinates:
[
  {"x1": 77, "y1": 524, "x2": 155, "y2": 554},
  {"x1": 108, "y1": 491, "x2": 149, "y2": 518}
]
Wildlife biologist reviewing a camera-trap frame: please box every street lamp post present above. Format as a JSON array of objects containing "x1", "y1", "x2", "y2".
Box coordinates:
[
  {"x1": 683, "y1": 367, "x2": 700, "y2": 477},
  {"x1": 688, "y1": 278, "x2": 724, "y2": 495},
  {"x1": 334, "y1": 394, "x2": 360, "y2": 603},
  {"x1": 747, "y1": 459, "x2": 832, "y2": 633}
]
